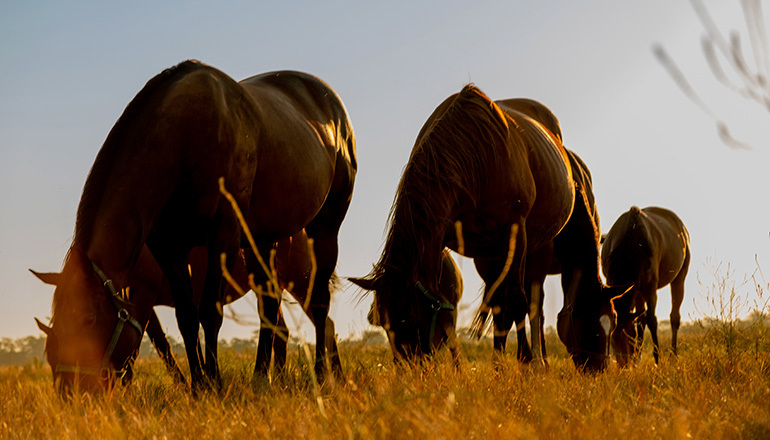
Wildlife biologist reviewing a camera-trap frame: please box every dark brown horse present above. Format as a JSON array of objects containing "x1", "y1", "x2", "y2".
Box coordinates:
[
  {"x1": 496, "y1": 99, "x2": 626, "y2": 370},
  {"x1": 359, "y1": 249, "x2": 463, "y2": 362},
  {"x1": 33, "y1": 229, "x2": 339, "y2": 383},
  {"x1": 35, "y1": 61, "x2": 356, "y2": 394},
  {"x1": 350, "y1": 85, "x2": 622, "y2": 371},
  {"x1": 601, "y1": 206, "x2": 690, "y2": 366}
]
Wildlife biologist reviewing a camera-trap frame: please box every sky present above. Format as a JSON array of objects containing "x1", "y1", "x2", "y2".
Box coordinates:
[{"x1": 1, "y1": 1, "x2": 769, "y2": 345}]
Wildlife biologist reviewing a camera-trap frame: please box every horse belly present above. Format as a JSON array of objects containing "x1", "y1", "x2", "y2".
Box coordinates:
[{"x1": 247, "y1": 139, "x2": 335, "y2": 241}]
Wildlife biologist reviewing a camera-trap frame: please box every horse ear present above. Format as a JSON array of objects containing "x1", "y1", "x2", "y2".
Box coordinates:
[
  {"x1": 35, "y1": 317, "x2": 53, "y2": 336},
  {"x1": 29, "y1": 269, "x2": 61, "y2": 286},
  {"x1": 348, "y1": 276, "x2": 380, "y2": 292}
]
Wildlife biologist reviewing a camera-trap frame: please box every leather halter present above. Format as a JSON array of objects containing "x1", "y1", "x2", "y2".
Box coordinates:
[
  {"x1": 53, "y1": 262, "x2": 144, "y2": 382},
  {"x1": 415, "y1": 281, "x2": 455, "y2": 356}
]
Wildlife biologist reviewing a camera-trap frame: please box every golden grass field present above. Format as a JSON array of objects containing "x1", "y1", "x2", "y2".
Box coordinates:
[{"x1": 1, "y1": 320, "x2": 768, "y2": 440}]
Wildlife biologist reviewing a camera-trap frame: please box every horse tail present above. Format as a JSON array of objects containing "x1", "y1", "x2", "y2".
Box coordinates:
[
  {"x1": 470, "y1": 306, "x2": 492, "y2": 340},
  {"x1": 329, "y1": 270, "x2": 341, "y2": 293}
]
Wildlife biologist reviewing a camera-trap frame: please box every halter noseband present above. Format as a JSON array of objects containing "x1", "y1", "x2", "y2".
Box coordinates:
[
  {"x1": 53, "y1": 262, "x2": 144, "y2": 382},
  {"x1": 415, "y1": 281, "x2": 455, "y2": 356}
]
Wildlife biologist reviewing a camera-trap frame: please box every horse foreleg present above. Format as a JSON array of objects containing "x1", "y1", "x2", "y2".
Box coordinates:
[
  {"x1": 644, "y1": 287, "x2": 660, "y2": 364},
  {"x1": 310, "y1": 303, "x2": 332, "y2": 382},
  {"x1": 324, "y1": 316, "x2": 343, "y2": 378},
  {"x1": 146, "y1": 309, "x2": 186, "y2": 384},
  {"x1": 528, "y1": 281, "x2": 548, "y2": 367},
  {"x1": 272, "y1": 309, "x2": 289, "y2": 375},
  {"x1": 670, "y1": 249, "x2": 689, "y2": 356},
  {"x1": 304, "y1": 224, "x2": 343, "y2": 382},
  {"x1": 254, "y1": 291, "x2": 281, "y2": 380},
  {"x1": 166, "y1": 261, "x2": 204, "y2": 390}
]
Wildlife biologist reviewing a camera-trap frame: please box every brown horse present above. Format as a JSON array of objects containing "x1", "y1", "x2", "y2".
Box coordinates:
[
  {"x1": 35, "y1": 60, "x2": 356, "y2": 394},
  {"x1": 33, "y1": 229, "x2": 339, "y2": 384},
  {"x1": 601, "y1": 206, "x2": 690, "y2": 366},
  {"x1": 495, "y1": 99, "x2": 626, "y2": 370},
  {"x1": 351, "y1": 85, "x2": 622, "y2": 371},
  {"x1": 360, "y1": 249, "x2": 463, "y2": 362}
]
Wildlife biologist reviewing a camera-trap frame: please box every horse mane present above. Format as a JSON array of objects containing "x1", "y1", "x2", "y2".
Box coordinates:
[
  {"x1": 73, "y1": 60, "x2": 205, "y2": 250},
  {"x1": 372, "y1": 84, "x2": 511, "y2": 291}
]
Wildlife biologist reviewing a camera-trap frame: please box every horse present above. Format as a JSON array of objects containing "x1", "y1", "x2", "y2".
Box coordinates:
[
  {"x1": 360, "y1": 249, "x2": 463, "y2": 362},
  {"x1": 33, "y1": 228, "x2": 339, "y2": 384},
  {"x1": 601, "y1": 206, "x2": 690, "y2": 366},
  {"x1": 35, "y1": 60, "x2": 356, "y2": 394},
  {"x1": 350, "y1": 85, "x2": 623, "y2": 371}
]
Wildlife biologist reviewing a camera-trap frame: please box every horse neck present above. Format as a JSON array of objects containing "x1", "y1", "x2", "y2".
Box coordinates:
[
  {"x1": 556, "y1": 192, "x2": 603, "y2": 308},
  {"x1": 74, "y1": 141, "x2": 178, "y2": 289},
  {"x1": 380, "y1": 205, "x2": 448, "y2": 293}
]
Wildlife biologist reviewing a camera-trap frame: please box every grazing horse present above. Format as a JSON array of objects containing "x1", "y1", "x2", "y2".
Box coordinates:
[
  {"x1": 498, "y1": 99, "x2": 626, "y2": 370},
  {"x1": 33, "y1": 229, "x2": 339, "y2": 383},
  {"x1": 350, "y1": 85, "x2": 622, "y2": 371},
  {"x1": 601, "y1": 206, "x2": 690, "y2": 366},
  {"x1": 495, "y1": 99, "x2": 610, "y2": 367},
  {"x1": 35, "y1": 60, "x2": 356, "y2": 394},
  {"x1": 359, "y1": 249, "x2": 463, "y2": 362}
]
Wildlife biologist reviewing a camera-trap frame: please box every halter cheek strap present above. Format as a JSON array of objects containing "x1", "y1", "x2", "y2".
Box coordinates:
[
  {"x1": 415, "y1": 281, "x2": 455, "y2": 356},
  {"x1": 53, "y1": 262, "x2": 144, "y2": 382}
]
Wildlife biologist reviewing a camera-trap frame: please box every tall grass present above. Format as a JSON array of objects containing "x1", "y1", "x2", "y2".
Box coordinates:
[{"x1": 2, "y1": 324, "x2": 768, "y2": 440}]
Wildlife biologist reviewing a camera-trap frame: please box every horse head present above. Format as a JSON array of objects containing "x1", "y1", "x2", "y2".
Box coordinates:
[
  {"x1": 557, "y1": 278, "x2": 632, "y2": 372},
  {"x1": 351, "y1": 251, "x2": 461, "y2": 363},
  {"x1": 33, "y1": 248, "x2": 143, "y2": 396}
]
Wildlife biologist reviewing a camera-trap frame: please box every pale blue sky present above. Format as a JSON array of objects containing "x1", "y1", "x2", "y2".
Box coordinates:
[{"x1": 1, "y1": 1, "x2": 768, "y2": 343}]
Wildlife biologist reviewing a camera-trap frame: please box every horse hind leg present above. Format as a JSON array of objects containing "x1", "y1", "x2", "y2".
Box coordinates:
[
  {"x1": 198, "y1": 249, "x2": 232, "y2": 389},
  {"x1": 670, "y1": 249, "x2": 690, "y2": 356},
  {"x1": 305, "y1": 201, "x2": 349, "y2": 383},
  {"x1": 150, "y1": 240, "x2": 205, "y2": 391},
  {"x1": 485, "y1": 269, "x2": 531, "y2": 363},
  {"x1": 254, "y1": 283, "x2": 282, "y2": 381},
  {"x1": 298, "y1": 266, "x2": 343, "y2": 382}
]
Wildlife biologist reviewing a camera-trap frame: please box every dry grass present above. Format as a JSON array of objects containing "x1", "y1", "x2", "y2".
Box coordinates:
[{"x1": 1, "y1": 325, "x2": 768, "y2": 440}]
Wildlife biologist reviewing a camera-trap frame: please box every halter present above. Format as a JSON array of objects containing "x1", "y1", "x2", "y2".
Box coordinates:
[
  {"x1": 415, "y1": 281, "x2": 455, "y2": 356},
  {"x1": 53, "y1": 262, "x2": 144, "y2": 382}
]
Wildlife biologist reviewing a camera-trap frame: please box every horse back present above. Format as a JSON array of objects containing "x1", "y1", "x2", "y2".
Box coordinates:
[
  {"x1": 495, "y1": 98, "x2": 563, "y2": 142},
  {"x1": 499, "y1": 105, "x2": 575, "y2": 251},
  {"x1": 602, "y1": 206, "x2": 689, "y2": 287},
  {"x1": 642, "y1": 207, "x2": 690, "y2": 287},
  {"x1": 238, "y1": 71, "x2": 357, "y2": 242}
]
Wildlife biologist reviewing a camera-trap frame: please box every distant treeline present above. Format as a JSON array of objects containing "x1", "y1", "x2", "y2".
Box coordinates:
[
  {"x1": 0, "y1": 329, "x2": 389, "y2": 366},
  {"x1": 2, "y1": 315, "x2": 766, "y2": 366}
]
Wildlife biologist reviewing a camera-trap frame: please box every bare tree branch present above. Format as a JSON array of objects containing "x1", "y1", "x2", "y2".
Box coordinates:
[
  {"x1": 653, "y1": 43, "x2": 719, "y2": 119},
  {"x1": 656, "y1": 0, "x2": 770, "y2": 148}
]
